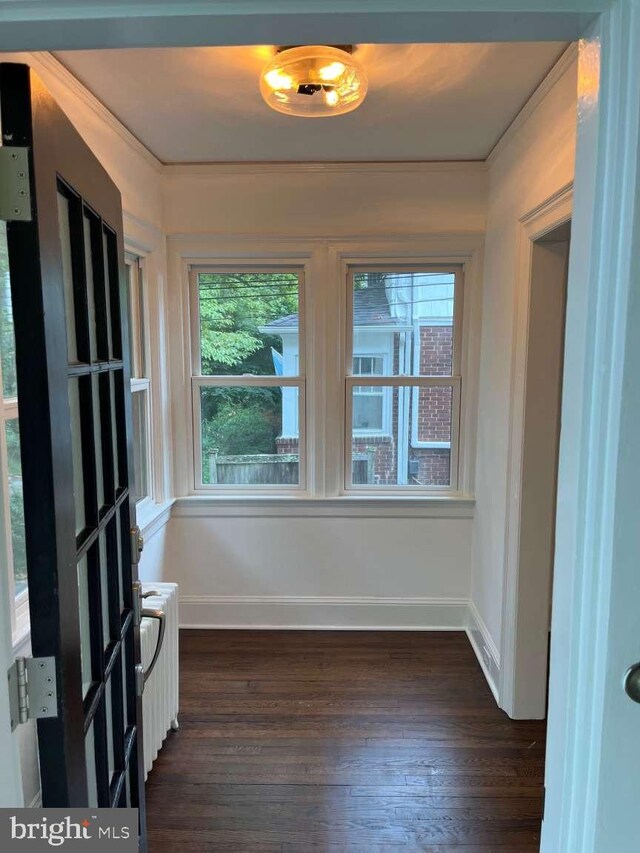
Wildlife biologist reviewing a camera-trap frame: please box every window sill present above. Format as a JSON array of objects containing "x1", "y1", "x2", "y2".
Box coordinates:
[
  {"x1": 172, "y1": 495, "x2": 474, "y2": 519},
  {"x1": 136, "y1": 498, "x2": 175, "y2": 538}
]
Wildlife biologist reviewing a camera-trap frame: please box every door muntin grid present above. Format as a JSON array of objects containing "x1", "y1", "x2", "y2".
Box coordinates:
[{"x1": 59, "y1": 177, "x2": 139, "y2": 808}]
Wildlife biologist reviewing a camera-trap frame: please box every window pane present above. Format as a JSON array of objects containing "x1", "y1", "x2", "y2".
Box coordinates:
[
  {"x1": 68, "y1": 378, "x2": 87, "y2": 536},
  {"x1": 353, "y1": 388, "x2": 384, "y2": 432},
  {"x1": 57, "y1": 192, "x2": 80, "y2": 364},
  {"x1": 127, "y1": 257, "x2": 145, "y2": 379},
  {"x1": 92, "y1": 374, "x2": 105, "y2": 510},
  {"x1": 83, "y1": 213, "x2": 99, "y2": 362},
  {"x1": 350, "y1": 384, "x2": 453, "y2": 487},
  {"x1": 1, "y1": 221, "x2": 18, "y2": 399},
  {"x1": 198, "y1": 272, "x2": 300, "y2": 377},
  {"x1": 132, "y1": 389, "x2": 149, "y2": 503},
  {"x1": 5, "y1": 419, "x2": 27, "y2": 596},
  {"x1": 77, "y1": 554, "x2": 92, "y2": 697},
  {"x1": 351, "y1": 271, "x2": 455, "y2": 377},
  {"x1": 200, "y1": 385, "x2": 299, "y2": 486},
  {"x1": 85, "y1": 721, "x2": 98, "y2": 808}
]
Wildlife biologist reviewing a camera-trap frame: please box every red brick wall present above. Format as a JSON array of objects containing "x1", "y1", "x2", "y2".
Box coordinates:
[
  {"x1": 276, "y1": 437, "x2": 299, "y2": 455},
  {"x1": 407, "y1": 324, "x2": 453, "y2": 484},
  {"x1": 417, "y1": 325, "x2": 453, "y2": 444}
]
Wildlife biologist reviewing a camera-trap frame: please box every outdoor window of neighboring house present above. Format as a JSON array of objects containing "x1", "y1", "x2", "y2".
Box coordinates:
[
  {"x1": 346, "y1": 267, "x2": 462, "y2": 490},
  {"x1": 0, "y1": 222, "x2": 29, "y2": 642},
  {"x1": 126, "y1": 254, "x2": 153, "y2": 506},
  {"x1": 189, "y1": 268, "x2": 304, "y2": 490},
  {"x1": 352, "y1": 356, "x2": 389, "y2": 434}
]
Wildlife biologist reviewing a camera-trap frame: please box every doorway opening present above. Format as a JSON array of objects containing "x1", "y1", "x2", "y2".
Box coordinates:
[{"x1": 501, "y1": 196, "x2": 572, "y2": 720}]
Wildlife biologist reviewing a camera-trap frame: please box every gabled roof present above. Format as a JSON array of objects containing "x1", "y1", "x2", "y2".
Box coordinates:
[{"x1": 264, "y1": 285, "x2": 400, "y2": 331}]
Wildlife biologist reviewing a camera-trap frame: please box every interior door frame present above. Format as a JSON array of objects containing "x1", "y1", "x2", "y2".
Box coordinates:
[
  {"x1": 500, "y1": 185, "x2": 573, "y2": 720},
  {"x1": 0, "y1": 2, "x2": 638, "y2": 851}
]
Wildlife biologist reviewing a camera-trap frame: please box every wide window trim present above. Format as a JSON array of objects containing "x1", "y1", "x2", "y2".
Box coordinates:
[{"x1": 175, "y1": 239, "x2": 481, "y2": 501}]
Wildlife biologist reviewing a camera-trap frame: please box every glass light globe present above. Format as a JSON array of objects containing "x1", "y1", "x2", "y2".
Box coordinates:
[{"x1": 260, "y1": 45, "x2": 368, "y2": 117}]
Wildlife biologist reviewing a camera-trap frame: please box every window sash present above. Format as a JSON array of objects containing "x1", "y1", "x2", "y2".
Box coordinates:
[
  {"x1": 189, "y1": 266, "x2": 305, "y2": 379},
  {"x1": 344, "y1": 376, "x2": 461, "y2": 492},
  {"x1": 345, "y1": 265, "x2": 463, "y2": 380},
  {"x1": 344, "y1": 264, "x2": 463, "y2": 494},
  {"x1": 126, "y1": 254, "x2": 147, "y2": 380},
  {"x1": 191, "y1": 376, "x2": 306, "y2": 492},
  {"x1": 189, "y1": 265, "x2": 306, "y2": 493},
  {"x1": 130, "y1": 381, "x2": 152, "y2": 504}
]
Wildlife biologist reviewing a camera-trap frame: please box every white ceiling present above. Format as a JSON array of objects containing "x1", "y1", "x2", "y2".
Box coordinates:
[{"x1": 55, "y1": 42, "x2": 567, "y2": 163}]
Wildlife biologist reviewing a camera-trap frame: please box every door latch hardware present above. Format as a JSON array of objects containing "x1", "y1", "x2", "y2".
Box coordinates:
[
  {"x1": 0, "y1": 146, "x2": 32, "y2": 222},
  {"x1": 623, "y1": 662, "x2": 640, "y2": 704},
  {"x1": 130, "y1": 525, "x2": 144, "y2": 565},
  {"x1": 7, "y1": 656, "x2": 57, "y2": 730}
]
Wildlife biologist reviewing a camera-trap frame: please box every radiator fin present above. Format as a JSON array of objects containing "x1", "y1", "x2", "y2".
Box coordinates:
[{"x1": 140, "y1": 582, "x2": 179, "y2": 778}]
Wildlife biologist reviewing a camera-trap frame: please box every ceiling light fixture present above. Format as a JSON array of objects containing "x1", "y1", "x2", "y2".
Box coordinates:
[{"x1": 260, "y1": 45, "x2": 368, "y2": 117}]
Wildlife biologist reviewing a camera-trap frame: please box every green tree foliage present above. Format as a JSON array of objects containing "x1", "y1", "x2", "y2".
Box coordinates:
[{"x1": 199, "y1": 272, "x2": 298, "y2": 375}]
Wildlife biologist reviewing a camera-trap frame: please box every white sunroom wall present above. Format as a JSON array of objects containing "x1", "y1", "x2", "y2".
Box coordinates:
[
  {"x1": 470, "y1": 48, "x2": 578, "y2": 680},
  {"x1": 158, "y1": 159, "x2": 487, "y2": 629}
]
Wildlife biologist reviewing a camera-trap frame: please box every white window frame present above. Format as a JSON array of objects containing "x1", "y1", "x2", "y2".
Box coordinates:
[
  {"x1": 173, "y1": 238, "x2": 480, "y2": 501},
  {"x1": 189, "y1": 264, "x2": 306, "y2": 494},
  {"x1": 125, "y1": 252, "x2": 154, "y2": 513},
  {"x1": 344, "y1": 264, "x2": 464, "y2": 494}
]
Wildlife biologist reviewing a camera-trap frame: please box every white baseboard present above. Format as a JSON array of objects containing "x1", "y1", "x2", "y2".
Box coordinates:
[
  {"x1": 180, "y1": 595, "x2": 468, "y2": 630},
  {"x1": 466, "y1": 600, "x2": 500, "y2": 703}
]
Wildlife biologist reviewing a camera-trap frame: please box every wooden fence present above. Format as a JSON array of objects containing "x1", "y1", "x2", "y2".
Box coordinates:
[
  {"x1": 209, "y1": 452, "x2": 299, "y2": 485},
  {"x1": 208, "y1": 448, "x2": 377, "y2": 485}
]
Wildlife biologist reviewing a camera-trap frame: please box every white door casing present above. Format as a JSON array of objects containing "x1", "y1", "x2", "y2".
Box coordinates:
[
  {"x1": 500, "y1": 186, "x2": 572, "y2": 720},
  {"x1": 543, "y1": 2, "x2": 640, "y2": 850}
]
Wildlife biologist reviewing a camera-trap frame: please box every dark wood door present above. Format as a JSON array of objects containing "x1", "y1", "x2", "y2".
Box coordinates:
[{"x1": 1, "y1": 63, "x2": 146, "y2": 843}]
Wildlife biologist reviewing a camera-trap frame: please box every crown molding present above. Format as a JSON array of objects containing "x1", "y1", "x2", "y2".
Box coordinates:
[
  {"x1": 486, "y1": 41, "x2": 579, "y2": 165},
  {"x1": 27, "y1": 51, "x2": 163, "y2": 174},
  {"x1": 163, "y1": 160, "x2": 488, "y2": 177}
]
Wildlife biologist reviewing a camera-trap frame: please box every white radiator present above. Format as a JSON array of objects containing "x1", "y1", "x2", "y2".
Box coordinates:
[{"x1": 140, "y1": 582, "x2": 179, "y2": 779}]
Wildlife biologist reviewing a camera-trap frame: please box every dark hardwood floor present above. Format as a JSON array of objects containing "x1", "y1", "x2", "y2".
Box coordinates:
[{"x1": 146, "y1": 630, "x2": 546, "y2": 852}]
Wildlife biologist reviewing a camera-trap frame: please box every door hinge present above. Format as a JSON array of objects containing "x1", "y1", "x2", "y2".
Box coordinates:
[
  {"x1": 7, "y1": 656, "x2": 57, "y2": 730},
  {"x1": 0, "y1": 146, "x2": 32, "y2": 222}
]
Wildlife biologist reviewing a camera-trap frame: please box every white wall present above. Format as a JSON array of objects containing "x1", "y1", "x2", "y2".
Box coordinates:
[
  {"x1": 160, "y1": 162, "x2": 486, "y2": 630},
  {"x1": 470, "y1": 51, "x2": 577, "y2": 663},
  {"x1": 142, "y1": 509, "x2": 473, "y2": 628},
  {"x1": 163, "y1": 162, "x2": 487, "y2": 237}
]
